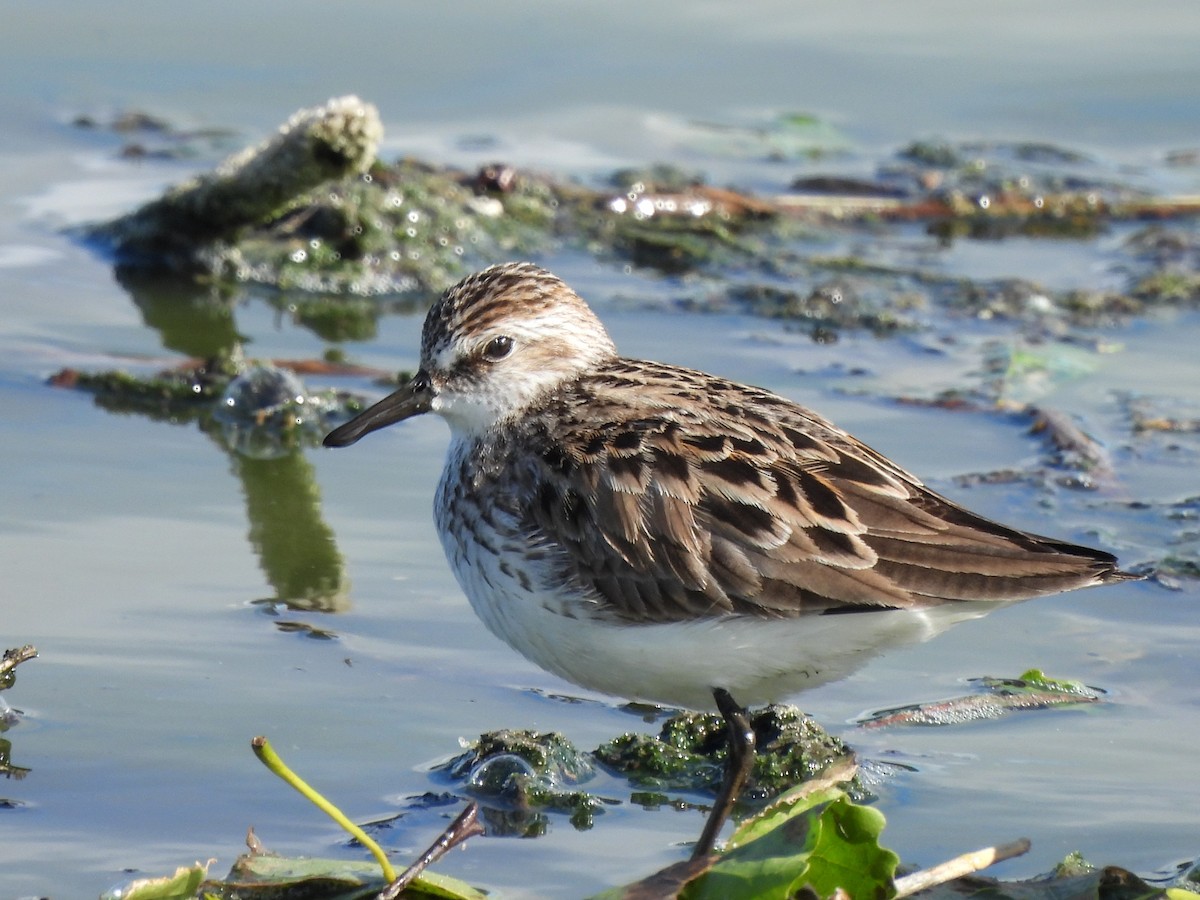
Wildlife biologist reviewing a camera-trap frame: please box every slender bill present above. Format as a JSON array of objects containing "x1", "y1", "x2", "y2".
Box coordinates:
[{"x1": 323, "y1": 371, "x2": 433, "y2": 447}]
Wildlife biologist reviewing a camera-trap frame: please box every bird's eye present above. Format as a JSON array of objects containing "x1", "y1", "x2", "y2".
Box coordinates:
[{"x1": 481, "y1": 335, "x2": 514, "y2": 361}]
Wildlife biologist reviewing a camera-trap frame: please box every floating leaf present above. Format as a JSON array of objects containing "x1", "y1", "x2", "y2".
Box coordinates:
[
  {"x1": 683, "y1": 786, "x2": 898, "y2": 900},
  {"x1": 101, "y1": 861, "x2": 210, "y2": 900},
  {"x1": 207, "y1": 853, "x2": 487, "y2": 900}
]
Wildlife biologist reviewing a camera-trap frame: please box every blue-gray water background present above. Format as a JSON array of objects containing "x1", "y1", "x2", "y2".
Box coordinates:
[{"x1": 2, "y1": 3, "x2": 1198, "y2": 896}]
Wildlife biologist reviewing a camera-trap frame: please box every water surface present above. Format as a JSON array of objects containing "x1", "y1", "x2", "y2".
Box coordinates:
[{"x1": 2, "y1": 4, "x2": 1199, "y2": 897}]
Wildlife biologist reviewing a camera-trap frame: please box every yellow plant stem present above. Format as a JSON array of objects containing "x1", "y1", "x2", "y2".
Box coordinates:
[{"x1": 251, "y1": 735, "x2": 397, "y2": 883}]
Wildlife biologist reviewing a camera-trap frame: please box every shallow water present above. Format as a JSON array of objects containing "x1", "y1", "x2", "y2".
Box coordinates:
[{"x1": 3, "y1": 4, "x2": 1200, "y2": 898}]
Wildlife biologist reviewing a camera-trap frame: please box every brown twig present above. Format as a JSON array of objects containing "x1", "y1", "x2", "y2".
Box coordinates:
[
  {"x1": 893, "y1": 837, "x2": 1032, "y2": 897},
  {"x1": 377, "y1": 802, "x2": 485, "y2": 900}
]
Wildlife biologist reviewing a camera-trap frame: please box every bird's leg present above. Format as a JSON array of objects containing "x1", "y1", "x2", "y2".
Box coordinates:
[{"x1": 691, "y1": 687, "x2": 756, "y2": 859}]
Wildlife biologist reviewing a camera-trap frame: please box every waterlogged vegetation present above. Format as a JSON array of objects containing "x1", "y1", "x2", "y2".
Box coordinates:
[
  {"x1": 90, "y1": 733, "x2": 1200, "y2": 900},
  {"x1": 62, "y1": 99, "x2": 1200, "y2": 578},
  {"x1": 14, "y1": 98, "x2": 1199, "y2": 897}
]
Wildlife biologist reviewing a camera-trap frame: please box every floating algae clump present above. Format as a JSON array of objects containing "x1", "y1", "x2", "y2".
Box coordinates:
[{"x1": 596, "y1": 705, "x2": 859, "y2": 804}]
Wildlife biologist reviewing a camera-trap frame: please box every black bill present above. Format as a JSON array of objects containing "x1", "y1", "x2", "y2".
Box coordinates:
[{"x1": 323, "y1": 371, "x2": 433, "y2": 447}]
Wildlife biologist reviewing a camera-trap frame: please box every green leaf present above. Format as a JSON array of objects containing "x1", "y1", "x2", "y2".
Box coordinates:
[
  {"x1": 100, "y1": 862, "x2": 209, "y2": 900},
  {"x1": 207, "y1": 853, "x2": 488, "y2": 900},
  {"x1": 683, "y1": 787, "x2": 898, "y2": 900},
  {"x1": 727, "y1": 784, "x2": 844, "y2": 850},
  {"x1": 1010, "y1": 669, "x2": 1096, "y2": 695},
  {"x1": 405, "y1": 869, "x2": 494, "y2": 900}
]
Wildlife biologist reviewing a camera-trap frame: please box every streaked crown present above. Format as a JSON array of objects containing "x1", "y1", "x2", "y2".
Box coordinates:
[{"x1": 420, "y1": 262, "x2": 618, "y2": 434}]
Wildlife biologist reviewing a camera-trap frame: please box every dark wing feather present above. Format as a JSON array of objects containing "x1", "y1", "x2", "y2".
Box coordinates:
[{"x1": 523, "y1": 359, "x2": 1130, "y2": 624}]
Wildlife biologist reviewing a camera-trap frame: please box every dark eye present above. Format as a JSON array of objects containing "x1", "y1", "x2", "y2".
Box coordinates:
[{"x1": 481, "y1": 335, "x2": 514, "y2": 361}]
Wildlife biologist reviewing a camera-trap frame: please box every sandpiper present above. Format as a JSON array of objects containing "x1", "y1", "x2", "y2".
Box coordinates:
[{"x1": 324, "y1": 261, "x2": 1133, "y2": 856}]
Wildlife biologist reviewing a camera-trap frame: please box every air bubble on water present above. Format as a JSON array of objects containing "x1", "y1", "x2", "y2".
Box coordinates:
[
  {"x1": 467, "y1": 753, "x2": 537, "y2": 795},
  {"x1": 216, "y1": 366, "x2": 309, "y2": 425}
]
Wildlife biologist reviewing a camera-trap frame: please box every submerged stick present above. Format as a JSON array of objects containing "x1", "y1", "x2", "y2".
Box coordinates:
[
  {"x1": 893, "y1": 837, "x2": 1032, "y2": 897},
  {"x1": 0, "y1": 645, "x2": 38, "y2": 680},
  {"x1": 250, "y1": 735, "x2": 397, "y2": 883},
  {"x1": 95, "y1": 95, "x2": 381, "y2": 264},
  {"x1": 377, "y1": 802, "x2": 485, "y2": 900}
]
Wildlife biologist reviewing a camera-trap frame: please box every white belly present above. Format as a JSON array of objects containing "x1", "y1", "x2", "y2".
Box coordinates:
[
  {"x1": 439, "y1": 513, "x2": 994, "y2": 708},
  {"x1": 434, "y1": 437, "x2": 1002, "y2": 710}
]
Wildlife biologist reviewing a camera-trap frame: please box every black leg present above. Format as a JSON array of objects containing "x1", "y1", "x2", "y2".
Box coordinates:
[{"x1": 691, "y1": 687, "x2": 756, "y2": 859}]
